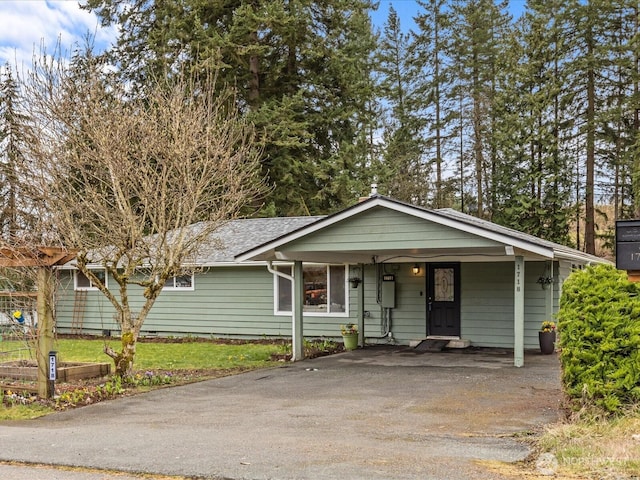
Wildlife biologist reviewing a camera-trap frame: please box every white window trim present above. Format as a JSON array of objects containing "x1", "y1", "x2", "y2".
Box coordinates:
[
  {"x1": 74, "y1": 268, "x2": 108, "y2": 291},
  {"x1": 162, "y1": 273, "x2": 195, "y2": 291},
  {"x1": 273, "y1": 263, "x2": 349, "y2": 317}
]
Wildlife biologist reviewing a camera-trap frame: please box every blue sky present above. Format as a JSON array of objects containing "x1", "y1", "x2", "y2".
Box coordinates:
[
  {"x1": 0, "y1": 1, "x2": 526, "y2": 74},
  {"x1": 0, "y1": 0, "x2": 116, "y2": 73}
]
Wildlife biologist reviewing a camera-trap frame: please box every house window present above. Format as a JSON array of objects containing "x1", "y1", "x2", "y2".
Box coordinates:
[
  {"x1": 163, "y1": 274, "x2": 194, "y2": 290},
  {"x1": 75, "y1": 269, "x2": 107, "y2": 290},
  {"x1": 275, "y1": 264, "x2": 347, "y2": 315}
]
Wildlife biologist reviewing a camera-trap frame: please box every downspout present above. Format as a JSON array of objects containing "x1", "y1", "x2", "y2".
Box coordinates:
[
  {"x1": 267, "y1": 261, "x2": 301, "y2": 361},
  {"x1": 371, "y1": 262, "x2": 392, "y2": 341}
]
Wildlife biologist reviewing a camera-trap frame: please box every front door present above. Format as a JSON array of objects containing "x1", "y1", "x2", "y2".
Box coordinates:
[{"x1": 427, "y1": 263, "x2": 461, "y2": 337}]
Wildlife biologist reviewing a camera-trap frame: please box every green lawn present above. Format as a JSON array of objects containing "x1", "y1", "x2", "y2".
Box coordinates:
[
  {"x1": 0, "y1": 337, "x2": 290, "y2": 420},
  {"x1": 53, "y1": 338, "x2": 284, "y2": 370}
]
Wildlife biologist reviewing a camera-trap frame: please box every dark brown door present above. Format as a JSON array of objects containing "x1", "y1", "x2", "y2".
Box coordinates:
[{"x1": 427, "y1": 263, "x2": 461, "y2": 337}]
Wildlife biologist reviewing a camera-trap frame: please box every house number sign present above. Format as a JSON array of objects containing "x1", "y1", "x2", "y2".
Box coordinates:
[
  {"x1": 49, "y1": 351, "x2": 57, "y2": 381},
  {"x1": 616, "y1": 220, "x2": 640, "y2": 270}
]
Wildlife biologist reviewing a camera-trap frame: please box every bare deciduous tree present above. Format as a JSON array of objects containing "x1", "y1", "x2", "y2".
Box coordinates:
[{"x1": 22, "y1": 56, "x2": 265, "y2": 376}]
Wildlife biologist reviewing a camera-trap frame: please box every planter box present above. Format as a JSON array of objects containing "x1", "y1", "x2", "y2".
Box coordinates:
[{"x1": 0, "y1": 361, "x2": 111, "y2": 381}]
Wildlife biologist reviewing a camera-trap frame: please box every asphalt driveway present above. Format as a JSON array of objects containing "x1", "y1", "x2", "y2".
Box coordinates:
[{"x1": 0, "y1": 346, "x2": 562, "y2": 480}]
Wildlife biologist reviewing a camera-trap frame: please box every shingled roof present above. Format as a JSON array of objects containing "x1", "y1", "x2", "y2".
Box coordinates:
[
  {"x1": 195, "y1": 216, "x2": 324, "y2": 265},
  {"x1": 432, "y1": 207, "x2": 607, "y2": 264}
]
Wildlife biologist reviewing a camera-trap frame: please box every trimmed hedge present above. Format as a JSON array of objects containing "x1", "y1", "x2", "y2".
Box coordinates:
[{"x1": 557, "y1": 264, "x2": 640, "y2": 414}]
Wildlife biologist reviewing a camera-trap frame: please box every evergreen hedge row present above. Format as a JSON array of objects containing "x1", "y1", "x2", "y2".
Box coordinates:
[{"x1": 557, "y1": 264, "x2": 640, "y2": 414}]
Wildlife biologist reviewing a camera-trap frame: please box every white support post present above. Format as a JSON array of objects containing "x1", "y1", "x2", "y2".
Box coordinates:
[
  {"x1": 292, "y1": 261, "x2": 304, "y2": 361},
  {"x1": 358, "y1": 264, "x2": 365, "y2": 347},
  {"x1": 545, "y1": 260, "x2": 554, "y2": 321},
  {"x1": 514, "y1": 256, "x2": 525, "y2": 367}
]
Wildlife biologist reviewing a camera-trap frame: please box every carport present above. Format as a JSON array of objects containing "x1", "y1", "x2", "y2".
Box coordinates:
[{"x1": 236, "y1": 195, "x2": 606, "y2": 367}]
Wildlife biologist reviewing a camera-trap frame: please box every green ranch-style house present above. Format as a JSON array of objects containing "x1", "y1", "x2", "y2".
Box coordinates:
[{"x1": 55, "y1": 195, "x2": 607, "y2": 367}]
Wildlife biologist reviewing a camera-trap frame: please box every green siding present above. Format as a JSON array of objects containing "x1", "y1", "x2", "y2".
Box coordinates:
[
  {"x1": 56, "y1": 260, "x2": 557, "y2": 349},
  {"x1": 56, "y1": 266, "x2": 358, "y2": 339},
  {"x1": 357, "y1": 264, "x2": 427, "y2": 343},
  {"x1": 460, "y1": 261, "x2": 551, "y2": 349},
  {"x1": 283, "y1": 207, "x2": 501, "y2": 252}
]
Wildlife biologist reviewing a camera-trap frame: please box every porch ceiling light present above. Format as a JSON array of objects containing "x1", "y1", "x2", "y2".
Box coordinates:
[{"x1": 412, "y1": 264, "x2": 420, "y2": 275}]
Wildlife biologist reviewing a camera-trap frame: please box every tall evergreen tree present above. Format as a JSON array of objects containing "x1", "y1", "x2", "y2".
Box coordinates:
[
  {"x1": 596, "y1": 1, "x2": 639, "y2": 222},
  {"x1": 83, "y1": 0, "x2": 378, "y2": 215},
  {"x1": 0, "y1": 65, "x2": 36, "y2": 240},
  {"x1": 446, "y1": 0, "x2": 512, "y2": 218},
  {"x1": 491, "y1": 0, "x2": 573, "y2": 244},
  {"x1": 375, "y1": 6, "x2": 426, "y2": 204},
  {"x1": 412, "y1": 0, "x2": 454, "y2": 208}
]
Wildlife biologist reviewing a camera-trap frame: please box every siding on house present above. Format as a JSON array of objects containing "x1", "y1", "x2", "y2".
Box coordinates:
[
  {"x1": 357, "y1": 261, "x2": 555, "y2": 349},
  {"x1": 56, "y1": 258, "x2": 571, "y2": 350},
  {"x1": 282, "y1": 207, "x2": 502, "y2": 253},
  {"x1": 380, "y1": 264, "x2": 427, "y2": 343},
  {"x1": 460, "y1": 261, "x2": 556, "y2": 349},
  {"x1": 56, "y1": 271, "x2": 120, "y2": 333},
  {"x1": 56, "y1": 266, "x2": 360, "y2": 338}
]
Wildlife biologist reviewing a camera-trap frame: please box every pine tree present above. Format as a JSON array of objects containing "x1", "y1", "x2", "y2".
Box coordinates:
[
  {"x1": 375, "y1": 6, "x2": 425, "y2": 204},
  {"x1": 83, "y1": 0, "x2": 378, "y2": 215},
  {"x1": 491, "y1": 0, "x2": 573, "y2": 244},
  {"x1": 412, "y1": 0, "x2": 454, "y2": 208},
  {"x1": 0, "y1": 65, "x2": 37, "y2": 240},
  {"x1": 446, "y1": 0, "x2": 512, "y2": 218}
]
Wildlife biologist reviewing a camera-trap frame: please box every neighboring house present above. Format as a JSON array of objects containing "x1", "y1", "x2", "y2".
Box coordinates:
[{"x1": 55, "y1": 195, "x2": 608, "y2": 366}]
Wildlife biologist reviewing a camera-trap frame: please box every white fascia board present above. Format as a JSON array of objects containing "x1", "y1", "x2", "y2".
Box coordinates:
[
  {"x1": 199, "y1": 260, "x2": 281, "y2": 268},
  {"x1": 553, "y1": 249, "x2": 613, "y2": 266}
]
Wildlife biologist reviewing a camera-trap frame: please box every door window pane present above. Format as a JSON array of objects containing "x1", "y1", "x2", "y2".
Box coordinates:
[{"x1": 434, "y1": 268, "x2": 454, "y2": 302}]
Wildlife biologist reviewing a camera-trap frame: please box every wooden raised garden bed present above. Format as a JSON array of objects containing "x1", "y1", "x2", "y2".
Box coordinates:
[{"x1": 0, "y1": 360, "x2": 111, "y2": 382}]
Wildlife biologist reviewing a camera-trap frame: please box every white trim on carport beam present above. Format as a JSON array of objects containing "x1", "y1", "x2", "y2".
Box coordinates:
[{"x1": 292, "y1": 261, "x2": 304, "y2": 361}]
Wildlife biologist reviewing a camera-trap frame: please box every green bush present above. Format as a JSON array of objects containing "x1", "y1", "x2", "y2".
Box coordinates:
[{"x1": 557, "y1": 264, "x2": 640, "y2": 414}]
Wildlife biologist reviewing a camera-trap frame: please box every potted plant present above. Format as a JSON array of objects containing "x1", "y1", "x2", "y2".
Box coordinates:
[
  {"x1": 539, "y1": 321, "x2": 556, "y2": 354},
  {"x1": 340, "y1": 324, "x2": 359, "y2": 351}
]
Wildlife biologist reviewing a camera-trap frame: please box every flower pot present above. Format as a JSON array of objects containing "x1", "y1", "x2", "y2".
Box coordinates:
[
  {"x1": 342, "y1": 333, "x2": 359, "y2": 351},
  {"x1": 538, "y1": 331, "x2": 556, "y2": 355}
]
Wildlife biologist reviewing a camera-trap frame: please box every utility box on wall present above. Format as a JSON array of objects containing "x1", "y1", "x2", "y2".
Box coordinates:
[{"x1": 381, "y1": 274, "x2": 396, "y2": 308}]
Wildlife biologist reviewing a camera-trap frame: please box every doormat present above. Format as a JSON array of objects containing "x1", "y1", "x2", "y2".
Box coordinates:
[{"x1": 414, "y1": 339, "x2": 449, "y2": 352}]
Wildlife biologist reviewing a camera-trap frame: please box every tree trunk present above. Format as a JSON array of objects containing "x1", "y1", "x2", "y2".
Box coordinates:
[
  {"x1": 473, "y1": 90, "x2": 484, "y2": 218},
  {"x1": 585, "y1": 19, "x2": 596, "y2": 255},
  {"x1": 434, "y1": 5, "x2": 443, "y2": 208},
  {"x1": 105, "y1": 329, "x2": 137, "y2": 377},
  {"x1": 249, "y1": 31, "x2": 260, "y2": 109}
]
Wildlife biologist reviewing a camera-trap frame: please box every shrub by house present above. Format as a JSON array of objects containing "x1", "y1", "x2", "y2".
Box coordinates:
[{"x1": 557, "y1": 264, "x2": 640, "y2": 414}]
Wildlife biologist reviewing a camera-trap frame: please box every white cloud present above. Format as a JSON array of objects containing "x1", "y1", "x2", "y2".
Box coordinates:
[{"x1": 0, "y1": 0, "x2": 117, "y2": 71}]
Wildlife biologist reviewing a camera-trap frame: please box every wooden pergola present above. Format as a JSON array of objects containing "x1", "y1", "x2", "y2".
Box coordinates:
[
  {"x1": 0, "y1": 247, "x2": 76, "y2": 268},
  {"x1": 0, "y1": 247, "x2": 77, "y2": 398}
]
